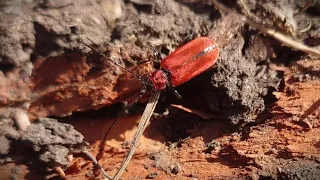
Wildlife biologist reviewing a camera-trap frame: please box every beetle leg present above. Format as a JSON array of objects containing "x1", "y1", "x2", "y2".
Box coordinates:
[
  {"x1": 165, "y1": 71, "x2": 182, "y2": 99},
  {"x1": 179, "y1": 25, "x2": 209, "y2": 48},
  {"x1": 153, "y1": 47, "x2": 162, "y2": 63},
  {"x1": 172, "y1": 88, "x2": 182, "y2": 99},
  {"x1": 136, "y1": 47, "x2": 161, "y2": 69},
  {"x1": 199, "y1": 23, "x2": 209, "y2": 36},
  {"x1": 178, "y1": 32, "x2": 196, "y2": 48}
]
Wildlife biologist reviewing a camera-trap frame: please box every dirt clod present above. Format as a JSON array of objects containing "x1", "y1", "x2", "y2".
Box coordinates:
[
  {"x1": 208, "y1": 31, "x2": 281, "y2": 124},
  {"x1": 22, "y1": 118, "x2": 84, "y2": 167},
  {"x1": 0, "y1": 136, "x2": 10, "y2": 155},
  {"x1": 0, "y1": 0, "x2": 112, "y2": 67},
  {"x1": 0, "y1": 108, "x2": 25, "y2": 157},
  {"x1": 278, "y1": 160, "x2": 320, "y2": 180},
  {"x1": 39, "y1": 145, "x2": 70, "y2": 167},
  {"x1": 22, "y1": 118, "x2": 84, "y2": 151},
  {"x1": 204, "y1": 140, "x2": 221, "y2": 154},
  {"x1": 0, "y1": 124, "x2": 20, "y2": 140},
  {"x1": 12, "y1": 109, "x2": 30, "y2": 131}
]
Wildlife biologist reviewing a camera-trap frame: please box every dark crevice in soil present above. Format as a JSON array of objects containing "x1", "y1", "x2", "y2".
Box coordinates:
[
  {"x1": 32, "y1": 22, "x2": 62, "y2": 59},
  {"x1": 161, "y1": 112, "x2": 203, "y2": 142},
  {"x1": 177, "y1": 1, "x2": 221, "y2": 21},
  {"x1": 241, "y1": 26, "x2": 257, "y2": 56},
  {"x1": 61, "y1": 101, "x2": 146, "y2": 121},
  {"x1": 304, "y1": 37, "x2": 320, "y2": 47},
  {"x1": 271, "y1": 46, "x2": 305, "y2": 66},
  {"x1": 305, "y1": 5, "x2": 320, "y2": 16},
  {"x1": 263, "y1": 87, "x2": 280, "y2": 105},
  {"x1": 207, "y1": 145, "x2": 254, "y2": 167},
  {"x1": 131, "y1": 3, "x2": 153, "y2": 14},
  {"x1": 0, "y1": 63, "x2": 15, "y2": 73}
]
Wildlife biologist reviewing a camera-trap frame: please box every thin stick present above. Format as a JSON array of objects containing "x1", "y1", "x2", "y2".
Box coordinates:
[
  {"x1": 81, "y1": 146, "x2": 112, "y2": 179},
  {"x1": 55, "y1": 166, "x2": 66, "y2": 178},
  {"x1": 211, "y1": 0, "x2": 320, "y2": 57},
  {"x1": 97, "y1": 89, "x2": 147, "y2": 160},
  {"x1": 111, "y1": 90, "x2": 161, "y2": 180},
  {"x1": 238, "y1": 0, "x2": 252, "y2": 17},
  {"x1": 170, "y1": 104, "x2": 218, "y2": 120}
]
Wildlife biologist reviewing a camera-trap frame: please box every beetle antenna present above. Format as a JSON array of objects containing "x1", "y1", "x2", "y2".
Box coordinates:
[{"x1": 83, "y1": 39, "x2": 144, "y2": 82}]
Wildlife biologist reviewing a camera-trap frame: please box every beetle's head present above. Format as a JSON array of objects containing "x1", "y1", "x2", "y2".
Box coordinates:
[{"x1": 149, "y1": 70, "x2": 167, "y2": 90}]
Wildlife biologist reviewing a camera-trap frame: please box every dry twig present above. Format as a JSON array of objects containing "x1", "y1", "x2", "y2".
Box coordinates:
[
  {"x1": 211, "y1": 0, "x2": 320, "y2": 57},
  {"x1": 111, "y1": 91, "x2": 161, "y2": 180},
  {"x1": 170, "y1": 104, "x2": 218, "y2": 120}
]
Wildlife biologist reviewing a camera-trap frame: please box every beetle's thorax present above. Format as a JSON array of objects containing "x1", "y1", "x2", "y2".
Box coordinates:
[{"x1": 149, "y1": 70, "x2": 168, "y2": 90}]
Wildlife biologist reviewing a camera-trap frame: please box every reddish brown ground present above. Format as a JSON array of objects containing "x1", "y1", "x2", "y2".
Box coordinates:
[
  {"x1": 64, "y1": 59, "x2": 319, "y2": 179},
  {"x1": 0, "y1": 59, "x2": 319, "y2": 180}
]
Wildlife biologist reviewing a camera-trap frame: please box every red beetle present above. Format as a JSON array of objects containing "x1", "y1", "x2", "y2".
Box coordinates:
[{"x1": 149, "y1": 37, "x2": 219, "y2": 91}]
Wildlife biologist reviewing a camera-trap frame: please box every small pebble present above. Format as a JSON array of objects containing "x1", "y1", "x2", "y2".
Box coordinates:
[
  {"x1": 0, "y1": 136, "x2": 10, "y2": 155},
  {"x1": 146, "y1": 172, "x2": 158, "y2": 179},
  {"x1": 102, "y1": 0, "x2": 123, "y2": 25},
  {"x1": 13, "y1": 109, "x2": 30, "y2": 131},
  {"x1": 129, "y1": 0, "x2": 157, "y2": 5},
  {"x1": 204, "y1": 140, "x2": 221, "y2": 153},
  {"x1": 144, "y1": 164, "x2": 150, "y2": 169},
  {"x1": 85, "y1": 170, "x2": 93, "y2": 178},
  {"x1": 149, "y1": 153, "x2": 161, "y2": 161},
  {"x1": 0, "y1": 124, "x2": 20, "y2": 140},
  {"x1": 67, "y1": 154, "x2": 73, "y2": 162},
  {"x1": 171, "y1": 164, "x2": 181, "y2": 174}
]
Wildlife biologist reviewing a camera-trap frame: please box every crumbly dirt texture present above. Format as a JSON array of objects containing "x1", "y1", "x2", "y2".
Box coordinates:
[
  {"x1": 0, "y1": 0, "x2": 319, "y2": 179},
  {"x1": 22, "y1": 118, "x2": 84, "y2": 167}
]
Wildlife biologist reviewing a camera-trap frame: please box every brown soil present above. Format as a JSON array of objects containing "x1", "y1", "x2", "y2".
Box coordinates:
[{"x1": 0, "y1": 0, "x2": 319, "y2": 179}]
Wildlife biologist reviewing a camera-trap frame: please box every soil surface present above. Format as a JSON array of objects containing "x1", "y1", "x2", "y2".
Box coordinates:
[{"x1": 0, "y1": 0, "x2": 319, "y2": 179}]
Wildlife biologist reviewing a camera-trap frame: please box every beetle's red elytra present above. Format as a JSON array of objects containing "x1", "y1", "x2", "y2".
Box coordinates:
[{"x1": 149, "y1": 37, "x2": 219, "y2": 90}]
